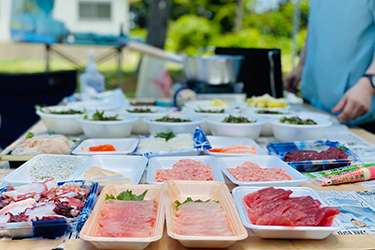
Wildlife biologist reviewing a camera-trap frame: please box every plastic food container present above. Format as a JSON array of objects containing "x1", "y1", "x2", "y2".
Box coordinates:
[
  {"x1": 0, "y1": 180, "x2": 99, "y2": 239},
  {"x1": 36, "y1": 106, "x2": 84, "y2": 135},
  {"x1": 75, "y1": 155, "x2": 148, "y2": 185},
  {"x1": 216, "y1": 156, "x2": 308, "y2": 186},
  {"x1": 146, "y1": 156, "x2": 225, "y2": 184},
  {"x1": 205, "y1": 115, "x2": 267, "y2": 139},
  {"x1": 270, "y1": 115, "x2": 332, "y2": 142},
  {"x1": 133, "y1": 126, "x2": 211, "y2": 158},
  {"x1": 76, "y1": 112, "x2": 138, "y2": 138},
  {"x1": 182, "y1": 108, "x2": 238, "y2": 135},
  {"x1": 124, "y1": 106, "x2": 170, "y2": 134},
  {"x1": 205, "y1": 136, "x2": 267, "y2": 156},
  {"x1": 244, "y1": 108, "x2": 295, "y2": 136},
  {"x1": 79, "y1": 184, "x2": 165, "y2": 250},
  {"x1": 72, "y1": 138, "x2": 139, "y2": 155},
  {"x1": 232, "y1": 186, "x2": 343, "y2": 239},
  {"x1": 163, "y1": 180, "x2": 248, "y2": 248},
  {"x1": 1, "y1": 154, "x2": 89, "y2": 186},
  {"x1": 267, "y1": 140, "x2": 360, "y2": 172},
  {"x1": 143, "y1": 114, "x2": 204, "y2": 135}
]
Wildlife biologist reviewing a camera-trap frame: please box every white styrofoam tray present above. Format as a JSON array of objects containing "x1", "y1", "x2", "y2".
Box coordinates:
[
  {"x1": 232, "y1": 186, "x2": 343, "y2": 239},
  {"x1": 217, "y1": 156, "x2": 308, "y2": 186},
  {"x1": 205, "y1": 136, "x2": 267, "y2": 156},
  {"x1": 1, "y1": 154, "x2": 89, "y2": 185},
  {"x1": 75, "y1": 155, "x2": 148, "y2": 185},
  {"x1": 72, "y1": 138, "x2": 139, "y2": 155},
  {"x1": 146, "y1": 156, "x2": 225, "y2": 184}
]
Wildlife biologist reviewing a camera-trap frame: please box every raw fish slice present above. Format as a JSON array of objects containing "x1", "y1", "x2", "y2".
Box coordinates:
[{"x1": 0, "y1": 198, "x2": 36, "y2": 216}]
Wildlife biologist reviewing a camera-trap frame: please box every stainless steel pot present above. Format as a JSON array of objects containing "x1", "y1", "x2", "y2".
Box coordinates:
[{"x1": 126, "y1": 41, "x2": 244, "y2": 85}]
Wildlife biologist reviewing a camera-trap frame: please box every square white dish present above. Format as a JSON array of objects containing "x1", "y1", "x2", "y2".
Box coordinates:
[
  {"x1": 232, "y1": 186, "x2": 343, "y2": 239},
  {"x1": 75, "y1": 155, "x2": 148, "y2": 185},
  {"x1": 217, "y1": 156, "x2": 308, "y2": 186},
  {"x1": 146, "y1": 156, "x2": 225, "y2": 184},
  {"x1": 205, "y1": 136, "x2": 267, "y2": 156},
  {"x1": 1, "y1": 154, "x2": 89, "y2": 186},
  {"x1": 72, "y1": 138, "x2": 139, "y2": 155}
]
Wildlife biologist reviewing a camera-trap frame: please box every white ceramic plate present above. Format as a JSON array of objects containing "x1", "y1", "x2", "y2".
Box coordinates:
[{"x1": 72, "y1": 138, "x2": 139, "y2": 155}]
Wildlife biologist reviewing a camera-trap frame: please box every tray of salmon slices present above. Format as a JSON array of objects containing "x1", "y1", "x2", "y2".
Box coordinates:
[
  {"x1": 79, "y1": 184, "x2": 165, "y2": 250},
  {"x1": 163, "y1": 180, "x2": 248, "y2": 248}
]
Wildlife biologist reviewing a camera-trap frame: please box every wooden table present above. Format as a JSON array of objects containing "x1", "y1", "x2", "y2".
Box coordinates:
[{"x1": 1, "y1": 112, "x2": 375, "y2": 250}]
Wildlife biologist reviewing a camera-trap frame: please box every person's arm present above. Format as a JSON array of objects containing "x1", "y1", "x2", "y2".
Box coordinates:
[
  {"x1": 332, "y1": 55, "x2": 375, "y2": 121},
  {"x1": 284, "y1": 30, "x2": 308, "y2": 93}
]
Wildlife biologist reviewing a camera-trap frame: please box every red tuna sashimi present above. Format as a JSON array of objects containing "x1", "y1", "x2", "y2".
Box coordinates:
[
  {"x1": 243, "y1": 187, "x2": 340, "y2": 227},
  {"x1": 96, "y1": 199, "x2": 157, "y2": 238}
]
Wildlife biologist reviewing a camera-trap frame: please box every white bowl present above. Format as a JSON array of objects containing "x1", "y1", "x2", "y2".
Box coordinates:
[
  {"x1": 182, "y1": 107, "x2": 238, "y2": 135},
  {"x1": 143, "y1": 115, "x2": 204, "y2": 135},
  {"x1": 244, "y1": 109, "x2": 295, "y2": 136},
  {"x1": 68, "y1": 100, "x2": 120, "y2": 112},
  {"x1": 72, "y1": 138, "x2": 139, "y2": 155},
  {"x1": 124, "y1": 106, "x2": 170, "y2": 134},
  {"x1": 76, "y1": 112, "x2": 138, "y2": 138},
  {"x1": 205, "y1": 115, "x2": 267, "y2": 139},
  {"x1": 270, "y1": 115, "x2": 332, "y2": 142},
  {"x1": 36, "y1": 105, "x2": 84, "y2": 135}
]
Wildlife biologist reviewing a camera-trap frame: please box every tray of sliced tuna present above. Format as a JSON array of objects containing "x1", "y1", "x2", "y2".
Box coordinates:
[
  {"x1": 0, "y1": 180, "x2": 99, "y2": 239},
  {"x1": 164, "y1": 180, "x2": 247, "y2": 248},
  {"x1": 147, "y1": 156, "x2": 225, "y2": 184},
  {"x1": 217, "y1": 156, "x2": 308, "y2": 186},
  {"x1": 79, "y1": 184, "x2": 164, "y2": 250},
  {"x1": 232, "y1": 186, "x2": 343, "y2": 239}
]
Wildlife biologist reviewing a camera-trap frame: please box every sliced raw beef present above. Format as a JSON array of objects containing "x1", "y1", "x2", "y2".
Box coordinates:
[
  {"x1": 284, "y1": 148, "x2": 349, "y2": 162},
  {"x1": 243, "y1": 187, "x2": 340, "y2": 226},
  {"x1": 227, "y1": 161, "x2": 292, "y2": 182},
  {"x1": 174, "y1": 201, "x2": 233, "y2": 236},
  {"x1": 155, "y1": 159, "x2": 214, "y2": 182},
  {"x1": 97, "y1": 199, "x2": 157, "y2": 237}
]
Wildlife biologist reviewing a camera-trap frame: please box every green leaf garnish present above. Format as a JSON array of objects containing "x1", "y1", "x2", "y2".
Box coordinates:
[
  {"x1": 155, "y1": 132, "x2": 176, "y2": 141},
  {"x1": 105, "y1": 190, "x2": 148, "y2": 201},
  {"x1": 26, "y1": 132, "x2": 34, "y2": 139},
  {"x1": 175, "y1": 197, "x2": 219, "y2": 210},
  {"x1": 85, "y1": 110, "x2": 121, "y2": 121}
]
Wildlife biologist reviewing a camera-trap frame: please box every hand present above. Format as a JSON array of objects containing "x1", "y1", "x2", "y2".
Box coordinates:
[
  {"x1": 284, "y1": 65, "x2": 303, "y2": 94},
  {"x1": 332, "y1": 77, "x2": 375, "y2": 121}
]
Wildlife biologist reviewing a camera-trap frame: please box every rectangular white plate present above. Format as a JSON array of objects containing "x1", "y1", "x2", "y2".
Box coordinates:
[
  {"x1": 75, "y1": 155, "x2": 148, "y2": 185},
  {"x1": 232, "y1": 186, "x2": 343, "y2": 239},
  {"x1": 72, "y1": 138, "x2": 139, "y2": 155},
  {"x1": 205, "y1": 136, "x2": 267, "y2": 157},
  {"x1": 146, "y1": 156, "x2": 225, "y2": 184},
  {"x1": 217, "y1": 156, "x2": 308, "y2": 186},
  {"x1": 1, "y1": 154, "x2": 89, "y2": 186}
]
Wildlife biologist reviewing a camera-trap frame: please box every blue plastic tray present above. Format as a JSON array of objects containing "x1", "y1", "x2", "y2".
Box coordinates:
[
  {"x1": 267, "y1": 140, "x2": 360, "y2": 172},
  {"x1": 133, "y1": 126, "x2": 211, "y2": 157},
  {"x1": 0, "y1": 180, "x2": 99, "y2": 239}
]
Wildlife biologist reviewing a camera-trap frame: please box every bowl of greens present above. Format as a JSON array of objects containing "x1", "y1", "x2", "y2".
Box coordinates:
[
  {"x1": 143, "y1": 115, "x2": 203, "y2": 135},
  {"x1": 205, "y1": 114, "x2": 267, "y2": 139},
  {"x1": 245, "y1": 108, "x2": 295, "y2": 136},
  {"x1": 270, "y1": 115, "x2": 332, "y2": 142},
  {"x1": 76, "y1": 111, "x2": 138, "y2": 138},
  {"x1": 124, "y1": 106, "x2": 170, "y2": 134},
  {"x1": 183, "y1": 107, "x2": 239, "y2": 135},
  {"x1": 36, "y1": 105, "x2": 85, "y2": 135}
]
